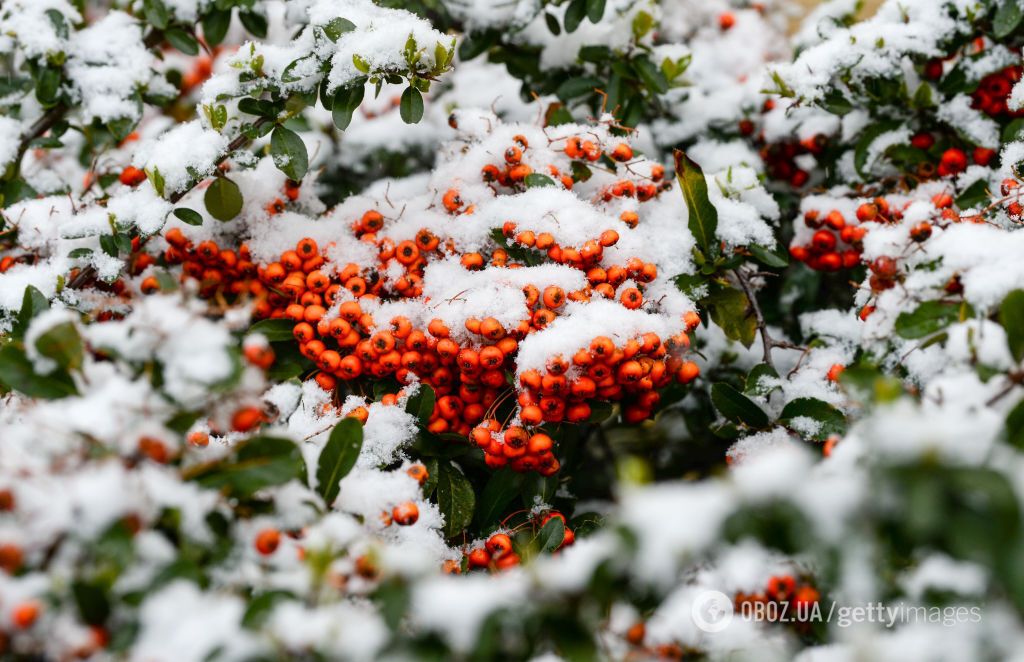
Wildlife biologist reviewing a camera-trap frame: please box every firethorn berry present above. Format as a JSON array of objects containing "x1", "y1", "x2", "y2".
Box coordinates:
[
  {"x1": 392, "y1": 502, "x2": 419, "y2": 526},
  {"x1": 467, "y1": 548, "x2": 491, "y2": 568},
  {"x1": 442, "y1": 188, "x2": 463, "y2": 212},
  {"x1": 0, "y1": 489, "x2": 15, "y2": 512},
  {"x1": 793, "y1": 585, "x2": 820, "y2": 607},
  {"x1": 494, "y1": 552, "x2": 521, "y2": 570},
  {"x1": 610, "y1": 143, "x2": 633, "y2": 162},
  {"x1": 406, "y1": 463, "x2": 429, "y2": 485},
  {"x1": 677, "y1": 361, "x2": 700, "y2": 384},
  {"x1": 826, "y1": 364, "x2": 844, "y2": 382},
  {"x1": 938, "y1": 147, "x2": 968, "y2": 176},
  {"x1": 766, "y1": 575, "x2": 796, "y2": 601},
  {"x1": 140, "y1": 275, "x2": 160, "y2": 294},
  {"x1": 266, "y1": 198, "x2": 286, "y2": 215},
  {"x1": 231, "y1": 406, "x2": 264, "y2": 432},
  {"x1": 0, "y1": 543, "x2": 23, "y2": 574},
  {"x1": 119, "y1": 166, "x2": 146, "y2": 186},
  {"x1": 910, "y1": 221, "x2": 932, "y2": 242},
  {"x1": 823, "y1": 434, "x2": 840, "y2": 457},
  {"x1": 811, "y1": 230, "x2": 836, "y2": 252},
  {"x1": 187, "y1": 431, "x2": 210, "y2": 447},
  {"x1": 870, "y1": 256, "x2": 897, "y2": 279},
  {"x1": 11, "y1": 601, "x2": 40, "y2": 629},
  {"x1": 625, "y1": 622, "x2": 646, "y2": 646},
  {"x1": 255, "y1": 528, "x2": 281, "y2": 555},
  {"x1": 137, "y1": 436, "x2": 169, "y2": 463},
  {"x1": 354, "y1": 555, "x2": 378, "y2": 579},
  {"x1": 485, "y1": 533, "x2": 513, "y2": 559},
  {"x1": 718, "y1": 11, "x2": 735, "y2": 30}
]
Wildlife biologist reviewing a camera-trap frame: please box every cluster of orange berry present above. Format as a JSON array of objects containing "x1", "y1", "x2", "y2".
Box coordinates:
[
  {"x1": 501, "y1": 223, "x2": 657, "y2": 306},
  {"x1": 463, "y1": 511, "x2": 575, "y2": 572},
  {"x1": 734, "y1": 574, "x2": 821, "y2": 629},
  {"x1": 970, "y1": 64, "x2": 1022, "y2": 118},
  {"x1": 158, "y1": 228, "x2": 260, "y2": 297},
  {"x1": 748, "y1": 100, "x2": 826, "y2": 188},
  {"x1": 788, "y1": 206, "x2": 870, "y2": 272}
]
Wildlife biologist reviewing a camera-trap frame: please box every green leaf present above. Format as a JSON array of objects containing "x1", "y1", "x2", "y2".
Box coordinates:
[
  {"x1": 322, "y1": 17, "x2": 356, "y2": 42},
  {"x1": 332, "y1": 84, "x2": 365, "y2": 131},
  {"x1": 68, "y1": 248, "x2": 93, "y2": 259},
  {"x1": 779, "y1": 397, "x2": 846, "y2": 441},
  {"x1": 191, "y1": 436, "x2": 305, "y2": 498},
  {"x1": 404, "y1": 384, "x2": 436, "y2": 427},
  {"x1": 248, "y1": 318, "x2": 297, "y2": 342},
  {"x1": 352, "y1": 54, "x2": 371, "y2": 74},
  {"x1": 316, "y1": 418, "x2": 364, "y2": 506},
  {"x1": 436, "y1": 462, "x2": 475, "y2": 539},
  {"x1": 854, "y1": 120, "x2": 902, "y2": 177},
  {"x1": 995, "y1": 0, "x2": 1024, "y2": 38},
  {"x1": 1003, "y1": 118, "x2": 1024, "y2": 144},
  {"x1": 537, "y1": 516, "x2": 565, "y2": 552},
  {"x1": 399, "y1": 86, "x2": 424, "y2": 124},
  {"x1": 564, "y1": 0, "x2": 588, "y2": 32},
  {"x1": 270, "y1": 126, "x2": 309, "y2": 181},
  {"x1": 72, "y1": 582, "x2": 110, "y2": 626},
  {"x1": 475, "y1": 469, "x2": 525, "y2": 528},
  {"x1": 710, "y1": 382, "x2": 769, "y2": 429},
  {"x1": 544, "y1": 12, "x2": 561, "y2": 35},
  {"x1": 142, "y1": 0, "x2": 169, "y2": 30},
  {"x1": 1001, "y1": 290, "x2": 1024, "y2": 362},
  {"x1": 34, "y1": 321, "x2": 84, "y2": 372},
  {"x1": 556, "y1": 76, "x2": 601, "y2": 100},
  {"x1": 201, "y1": 9, "x2": 231, "y2": 47},
  {"x1": 16, "y1": 285, "x2": 50, "y2": 338},
  {"x1": 0, "y1": 345, "x2": 77, "y2": 399},
  {"x1": 894, "y1": 300, "x2": 969, "y2": 339},
  {"x1": 521, "y1": 473, "x2": 558, "y2": 509},
  {"x1": 704, "y1": 287, "x2": 757, "y2": 348},
  {"x1": 749, "y1": 244, "x2": 788, "y2": 268},
  {"x1": 674, "y1": 150, "x2": 718, "y2": 258},
  {"x1": 955, "y1": 179, "x2": 990, "y2": 210},
  {"x1": 165, "y1": 29, "x2": 199, "y2": 56},
  {"x1": 524, "y1": 173, "x2": 556, "y2": 188},
  {"x1": 745, "y1": 363, "x2": 779, "y2": 396},
  {"x1": 239, "y1": 10, "x2": 268, "y2": 38},
  {"x1": 633, "y1": 57, "x2": 669, "y2": 94},
  {"x1": 173, "y1": 208, "x2": 203, "y2": 226},
  {"x1": 586, "y1": 0, "x2": 606, "y2": 22},
  {"x1": 1005, "y1": 398, "x2": 1024, "y2": 450},
  {"x1": 204, "y1": 177, "x2": 243, "y2": 221},
  {"x1": 35, "y1": 67, "x2": 61, "y2": 107}
]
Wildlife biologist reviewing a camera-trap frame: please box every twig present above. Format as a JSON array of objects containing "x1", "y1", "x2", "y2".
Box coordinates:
[
  {"x1": 985, "y1": 370, "x2": 1024, "y2": 408},
  {"x1": 733, "y1": 267, "x2": 805, "y2": 371}
]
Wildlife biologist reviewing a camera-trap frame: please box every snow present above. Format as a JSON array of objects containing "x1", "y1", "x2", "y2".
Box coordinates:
[{"x1": 133, "y1": 121, "x2": 230, "y2": 195}]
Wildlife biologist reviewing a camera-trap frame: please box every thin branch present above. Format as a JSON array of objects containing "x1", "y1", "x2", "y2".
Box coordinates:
[
  {"x1": 733, "y1": 267, "x2": 805, "y2": 371},
  {"x1": 985, "y1": 370, "x2": 1024, "y2": 408}
]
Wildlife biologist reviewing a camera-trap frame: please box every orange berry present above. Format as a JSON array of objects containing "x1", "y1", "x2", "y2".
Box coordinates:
[
  {"x1": 231, "y1": 406, "x2": 264, "y2": 432},
  {"x1": 406, "y1": 464, "x2": 429, "y2": 485},
  {"x1": 187, "y1": 431, "x2": 210, "y2": 448},
  {"x1": 392, "y1": 502, "x2": 419, "y2": 525},
  {"x1": 677, "y1": 361, "x2": 700, "y2": 384},
  {"x1": 11, "y1": 601, "x2": 40, "y2": 629},
  {"x1": 255, "y1": 528, "x2": 281, "y2": 555}
]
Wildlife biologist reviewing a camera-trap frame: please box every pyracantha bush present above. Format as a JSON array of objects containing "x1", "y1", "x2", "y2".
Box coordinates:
[{"x1": 3, "y1": 0, "x2": 1024, "y2": 660}]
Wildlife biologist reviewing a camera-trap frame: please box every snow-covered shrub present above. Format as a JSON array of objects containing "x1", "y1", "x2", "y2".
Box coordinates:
[{"x1": 2, "y1": 0, "x2": 1024, "y2": 660}]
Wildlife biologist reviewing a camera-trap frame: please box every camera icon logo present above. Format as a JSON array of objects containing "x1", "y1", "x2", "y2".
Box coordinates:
[{"x1": 691, "y1": 590, "x2": 734, "y2": 633}]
